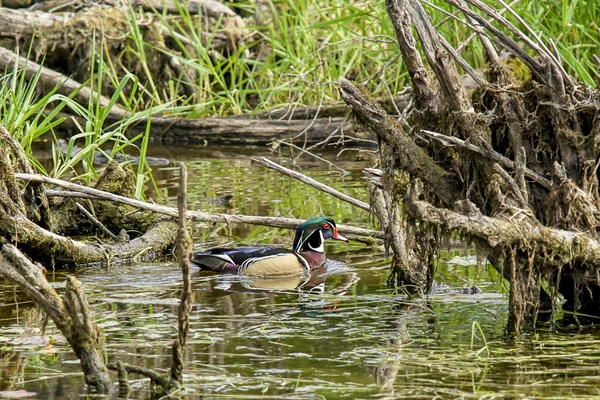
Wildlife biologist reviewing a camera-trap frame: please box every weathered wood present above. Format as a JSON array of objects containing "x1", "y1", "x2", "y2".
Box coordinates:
[
  {"x1": 170, "y1": 163, "x2": 193, "y2": 388},
  {"x1": 419, "y1": 129, "x2": 551, "y2": 189},
  {"x1": 0, "y1": 46, "x2": 127, "y2": 119},
  {"x1": 128, "y1": 115, "x2": 364, "y2": 145},
  {"x1": 339, "y1": 77, "x2": 458, "y2": 207},
  {"x1": 229, "y1": 93, "x2": 413, "y2": 121},
  {"x1": 406, "y1": 0, "x2": 471, "y2": 111},
  {"x1": 0, "y1": 44, "x2": 365, "y2": 145},
  {"x1": 386, "y1": 0, "x2": 435, "y2": 109}
]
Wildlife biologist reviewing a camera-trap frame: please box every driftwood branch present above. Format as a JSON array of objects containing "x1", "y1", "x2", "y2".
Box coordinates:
[
  {"x1": 252, "y1": 157, "x2": 370, "y2": 212},
  {"x1": 0, "y1": 46, "x2": 127, "y2": 120},
  {"x1": 22, "y1": 173, "x2": 382, "y2": 240},
  {"x1": 339, "y1": 77, "x2": 458, "y2": 206},
  {"x1": 386, "y1": 0, "x2": 435, "y2": 108},
  {"x1": 406, "y1": 198, "x2": 600, "y2": 265},
  {"x1": 441, "y1": 0, "x2": 546, "y2": 82},
  {"x1": 406, "y1": 0, "x2": 472, "y2": 111}
]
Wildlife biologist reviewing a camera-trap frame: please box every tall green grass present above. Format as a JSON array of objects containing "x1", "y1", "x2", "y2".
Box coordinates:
[
  {"x1": 135, "y1": 0, "x2": 600, "y2": 116},
  {"x1": 0, "y1": 41, "x2": 188, "y2": 199}
]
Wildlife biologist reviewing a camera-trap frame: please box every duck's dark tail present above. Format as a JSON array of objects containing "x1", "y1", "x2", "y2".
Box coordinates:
[{"x1": 190, "y1": 252, "x2": 239, "y2": 274}]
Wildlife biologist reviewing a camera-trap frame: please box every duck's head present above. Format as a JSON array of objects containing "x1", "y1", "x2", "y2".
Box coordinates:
[{"x1": 293, "y1": 217, "x2": 348, "y2": 253}]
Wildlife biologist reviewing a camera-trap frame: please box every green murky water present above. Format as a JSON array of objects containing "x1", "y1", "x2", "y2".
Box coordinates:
[{"x1": 2, "y1": 146, "x2": 600, "y2": 399}]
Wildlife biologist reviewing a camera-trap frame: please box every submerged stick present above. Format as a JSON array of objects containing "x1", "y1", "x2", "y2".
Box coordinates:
[
  {"x1": 22, "y1": 173, "x2": 382, "y2": 239},
  {"x1": 252, "y1": 157, "x2": 370, "y2": 212}
]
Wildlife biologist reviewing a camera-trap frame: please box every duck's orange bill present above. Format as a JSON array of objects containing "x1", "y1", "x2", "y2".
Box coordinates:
[{"x1": 333, "y1": 228, "x2": 348, "y2": 242}]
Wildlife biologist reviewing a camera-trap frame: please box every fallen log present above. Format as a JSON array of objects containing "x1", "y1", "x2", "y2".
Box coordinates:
[{"x1": 0, "y1": 45, "x2": 369, "y2": 145}]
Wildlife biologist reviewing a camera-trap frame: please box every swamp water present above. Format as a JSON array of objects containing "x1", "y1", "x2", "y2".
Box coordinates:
[{"x1": 1, "y1": 145, "x2": 600, "y2": 399}]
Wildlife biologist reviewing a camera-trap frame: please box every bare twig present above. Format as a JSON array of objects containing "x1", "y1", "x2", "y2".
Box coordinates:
[
  {"x1": 274, "y1": 140, "x2": 347, "y2": 173},
  {"x1": 496, "y1": 0, "x2": 573, "y2": 88},
  {"x1": 441, "y1": 0, "x2": 546, "y2": 82},
  {"x1": 492, "y1": 163, "x2": 528, "y2": 210},
  {"x1": 253, "y1": 157, "x2": 370, "y2": 212},
  {"x1": 456, "y1": 0, "x2": 501, "y2": 61},
  {"x1": 437, "y1": 34, "x2": 489, "y2": 88},
  {"x1": 169, "y1": 163, "x2": 194, "y2": 387}
]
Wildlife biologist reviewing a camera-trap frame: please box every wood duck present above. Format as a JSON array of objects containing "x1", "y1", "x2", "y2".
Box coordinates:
[{"x1": 191, "y1": 217, "x2": 348, "y2": 276}]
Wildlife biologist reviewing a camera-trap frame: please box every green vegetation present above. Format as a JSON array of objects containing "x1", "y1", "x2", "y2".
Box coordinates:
[
  {"x1": 2, "y1": 0, "x2": 598, "y2": 191},
  {"x1": 134, "y1": 0, "x2": 600, "y2": 113}
]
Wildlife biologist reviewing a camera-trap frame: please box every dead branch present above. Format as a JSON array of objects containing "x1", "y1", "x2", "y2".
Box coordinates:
[
  {"x1": 406, "y1": 198, "x2": 600, "y2": 265},
  {"x1": 74, "y1": 202, "x2": 120, "y2": 241},
  {"x1": 418, "y1": 129, "x2": 552, "y2": 189},
  {"x1": 22, "y1": 173, "x2": 382, "y2": 240},
  {"x1": 492, "y1": 163, "x2": 528, "y2": 210},
  {"x1": 441, "y1": 0, "x2": 546, "y2": 82},
  {"x1": 0, "y1": 46, "x2": 127, "y2": 120},
  {"x1": 365, "y1": 169, "x2": 420, "y2": 288},
  {"x1": 339, "y1": 77, "x2": 459, "y2": 206},
  {"x1": 405, "y1": 0, "x2": 473, "y2": 111},
  {"x1": 386, "y1": 0, "x2": 435, "y2": 109}
]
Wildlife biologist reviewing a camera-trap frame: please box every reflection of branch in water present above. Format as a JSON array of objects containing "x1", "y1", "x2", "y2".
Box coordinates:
[{"x1": 373, "y1": 302, "x2": 430, "y2": 395}]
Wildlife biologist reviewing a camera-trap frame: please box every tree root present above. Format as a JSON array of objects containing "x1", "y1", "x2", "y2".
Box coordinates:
[{"x1": 340, "y1": 0, "x2": 600, "y2": 335}]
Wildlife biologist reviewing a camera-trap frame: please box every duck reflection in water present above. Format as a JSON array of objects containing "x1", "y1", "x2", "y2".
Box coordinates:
[{"x1": 201, "y1": 261, "x2": 359, "y2": 317}]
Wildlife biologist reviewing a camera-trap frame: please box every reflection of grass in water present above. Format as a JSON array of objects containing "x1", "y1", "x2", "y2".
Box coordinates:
[{"x1": 183, "y1": 158, "x2": 372, "y2": 247}]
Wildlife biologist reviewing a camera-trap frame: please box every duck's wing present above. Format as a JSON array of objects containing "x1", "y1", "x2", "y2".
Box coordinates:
[{"x1": 191, "y1": 247, "x2": 307, "y2": 276}]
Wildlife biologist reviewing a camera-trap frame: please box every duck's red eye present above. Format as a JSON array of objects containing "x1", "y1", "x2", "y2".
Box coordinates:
[{"x1": 322, "y1": 223, "x2": 330, "y2": 230}]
